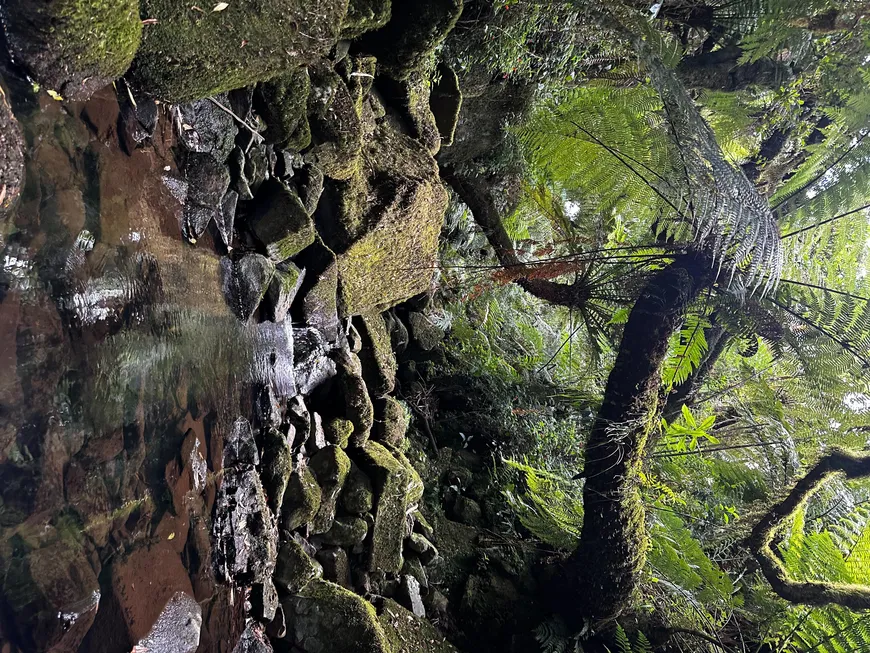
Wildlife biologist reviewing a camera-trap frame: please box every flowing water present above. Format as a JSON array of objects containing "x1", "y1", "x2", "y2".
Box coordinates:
[{"x1": 0, "y1": 76, "x2": 264, "y2": 651}]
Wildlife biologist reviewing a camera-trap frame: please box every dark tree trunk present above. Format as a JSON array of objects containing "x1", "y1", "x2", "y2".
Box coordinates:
[
  {"x1": 559, "y1": 254, "x2": 712, "y2": 623},
  {"x1": 676, "y1": 45, "x2": 792, "y2": 91}
]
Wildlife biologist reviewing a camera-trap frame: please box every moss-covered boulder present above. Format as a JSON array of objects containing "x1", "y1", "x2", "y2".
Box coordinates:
[
  {"x1": 356, "y1": 312, "x2": 398, "y2": 397},
  {"x1": 335, "y1": 348, "x2": 375, "y2": 446},
  {"x1": 381, "y1": 69, "x2": 441, "y2": 155},
  {"x1": 306, "y1": 62, "x2": 364, "y2": 180},
  {"x1": 274, "y1": 537, "x2": 322, "y2": 594},
  {"x1": 378, "y1": 599, "x2": 458, "y2": 653},
  {"x1": 3, "y1": 0, "x2": 141, "y2": 101},
  {"x1": 285, "y1": 579, "x2": 391, "y2": 653},
  {"x1": 342, "y1": 0, "x2": 392, "y2": 39},
  {"x1": 0, "y1": 80, "x2": 25, "y2": 224},
  {"x1": 261, "y1": 428, "x2": 293, "y2": 513},
  {"x1": 325, "y1": 417, "x2": 354, "y2": 448},
  {"x1": 374, "y1": 397, "x2": 409, "y2": 447},
  {"x1": 131, "y1": 0, "x2": 349, "y2": 101},
  {"x1": 250, "y1": 180, "x2": 316, "y2": 262},
  {"x1": 255, "y1": 68, "x2": 312, "y2": 150},
  {"x1": 340, "y1": 461, "x2": 374, "y2": 514},
  {"x1": 267, "y1": 263, "x2": 305, "y2": 323},
  {"x1": 358, "y1": 0, "x2": 463, "y2": 80},
  {"x1": 282, "y1": 467, "x2": 322, "y2": 531},
  {"x1": 318, "y1": 515, "x2": 369, "y2": 547},
  {"x1": 335, "y1": 124, "x2": 448, "y2": 315},
  {"x1": 356, "y1": 442, "x2": 421, "y2": 573},
  {"x1": 309, "y1": 446, "x2": 351, "y2": 534}
]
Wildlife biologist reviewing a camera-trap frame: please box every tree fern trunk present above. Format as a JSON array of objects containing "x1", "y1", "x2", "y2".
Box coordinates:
[{"x1": 560, "y1": 254, "x2": 711, "y2": 623}]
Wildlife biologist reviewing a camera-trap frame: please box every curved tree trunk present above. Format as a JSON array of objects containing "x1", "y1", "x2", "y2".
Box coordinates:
[
  {"x1": 747, "y1": 450, "x2": 870, "y2": 610},
  {"x1": 560, "y1": 254, "x2": 712, "y2": 623}
]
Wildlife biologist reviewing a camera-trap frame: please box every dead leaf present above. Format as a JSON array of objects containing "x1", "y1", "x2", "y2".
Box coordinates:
[{"x1": 213, "y1": 2, "x2": 229, "y2": 10}]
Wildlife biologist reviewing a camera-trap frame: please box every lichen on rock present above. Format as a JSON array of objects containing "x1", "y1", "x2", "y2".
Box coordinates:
[{"x1": 2, "y1": 0, "x2": 142, "y2": 101}]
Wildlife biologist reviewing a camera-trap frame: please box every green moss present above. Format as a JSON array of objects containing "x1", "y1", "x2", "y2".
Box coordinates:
[
  {"x1": 378, "y1": 599, "x2": 458, "y2": 653},
  {"x1": 325, "y1": 418, "x2": 355, "y2": 448},
  {"x1": 310, "y1": 446, "x2": 352, "y2": 534},
  {"x1": 131, "y1": 0, "x2": 350, "y2": 101},
  {"x1": 356, "y1": 441, "x2": 418, "y2": 573},
  {"x1": 250, "y1": 180, "x2": 316, "y2": 262},
  {"x1": 374, "y1": 396, "x2": 409, "y2": 447},
  {"x1": 346, "y1": 56, "x2": 379, "y2": 115},
  {"x1": 306, "y1": 62, "x2": 364, "y2": 180},
  {"x1": 342, "y1": 0, "x2": 392, "y2": 39},
  {"x1": 340, "y1": 462, "x2": 374, "y2": 514},
  {"x1": 319, "y1": 515, "x2": 369, "y2": 546},
  {"x1": 282, "y1": 467, "x2": 322, "y2": 531},
  {"x1": 403, "y1": 67, "x2": 442, "y2": 155},
  {"x1": 255, "y1": 68, "x2": 312, "y2": 150},
  {"x1": 274, "y1": 537, "x2": 322, "y2": 594},
  {"x1": 290, "y1": 579, "x2": 391, "y2": 653},
  {"x1": 357, "y1": 312, "x2": 398, "y2": 397},
  {"x1": 4, "y1": 0, "x2": 141, "y2": 101},
  {"x1": 337, "y1": 349, "x2": 375, "y2": 447},
  {"x1": 359, "y1": 0, "x2": 463, "y2": 80}
]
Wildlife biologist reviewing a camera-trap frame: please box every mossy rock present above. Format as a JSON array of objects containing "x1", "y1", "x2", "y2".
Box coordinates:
[
  {"x1": 355, "y1": 312, "x2": 398, "y2": 398},
  {"x1": 378, "y1": 599, "x2": 458, "y2": 653},
  {"x1": 267, "y1": 263, "x2": 305, "y2": 323},
  {"x1": 255, "y1": 68, "x2": 313, "y2": 150},
  {"x1": 340, "y1": 461, "x2": 374, "y2": 514},
  {"x1": 342, "y1": 0, "x2": 392, "y2": 39},
  {"x1": 306, "y1": 62, "x2": 364, "y2": 180},
  {"x1": 3, "y1": 0, "x2": 141, "y2": 101},
  {"x1": 274, "y1": 537, "x2": 322, "y2": 594},
  {"x1": 346, "y1": 56, "x2": 379, "y2": 115},
  {"x1": 249, "y1": 180, "x2": 316, "y2": 262},
  {"x1": 335, "y1": 348, "x2": 375, "y2": 447},
  {"x1": 358, "y1": 0, "x2": 463, "y2": 80},
  {"x1": 309, "y1": 446, "x2": 351, "y2": 534},
  {"x1": 131, "y1": 0, "x2": 349, "y2": 101},
  {"x1": 301, "y1": 261, "x2": 341, "y2": 343},
  {"x1": 318, "y1": 515, "x2": 369, "y2": 547},
  {"x1": 282, "y1": 467, "x2": 322, "y2": 531},
  {"x1": 355, "y1": 441, "x2": 419, "y2": 573},
  {"x1": 429, "y1": 62, "x2": 462, "y2": 147},
  {"x1": 381, "y1": 69, "x2": 441, "y2": 155},
  {"x1": 0, "y1": 79, "x2": 25, "y2": 224},
  {"x1": 373, "y1": 397, "x2": 409, "y2": 447},
  {"x1": 335, "y1": 125, "x2": 448, "y2": 316},
  {"x1": 261, "y1": 428, "x2": 293, "y2": 513},
  {"x1": 286, "y1": 579, "x2": 391, "y2": 653}
]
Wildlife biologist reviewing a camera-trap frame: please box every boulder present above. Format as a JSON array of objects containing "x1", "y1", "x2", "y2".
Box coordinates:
[
  {"x1": 401, "y1": 556, "x2": 428, "y2": 591},
  {"x1": 359, "y1": 0, "x2": 463, "y2": 80},
  {"x1": 408, "y1": 311, "x2": 445, "y2": 350},
  {"x1": 309, "y1": 446, "x2": 351, "y2": 534},
  {"x1": 134, "y1": 591, "x2": 203, "y2": 653},
  {"x1": 266, "y1": 263, "x2": 306, "y2": 323},
  {"x1": 255, "y1": 68, "x2": 312, "y2": 150},
  {"x1": 217, "y1": 190, "x2": 239, "y2": 250},
  {"x1": 340, "y1": 462, "x2": 374, "y2": 514},
  {"x1": 183, "y1": 152, "x2": 231, "y2": 243},
  {"x1": 451, "y1": 496, "x2": 482, "y2": 526},
  {"x1": 293, "y1": 327, "x2": 338, "y2": 395},
  {"x1": 131, "y1": 0, "x2": 347, "y2": 101},
  {"x1": 176, "y1": 94, "x2": 238, "y2": 161},
  {"x1": 274, "y1": 537, "x2": 322, "y2": 594},
  {"x1": 342, "y1": 0, "x2": 392, "y2": 39},
  {"x1": 260, "y1": 428, "x2": 293, "y2": 513},
  {"x1": 3, "y1": 0, "x2": 141, "y2": 101},
  {"x1": 407, "y1": 533, "x2": 438, "y2": 566},
  {"x1": 252, "y1": 320, "x2": 297, "y2": 398},
  {"x1": 285, "y1": 579, "x2": 391, "y2": 653},
  {"x1": 251, "y1": 580, "x2": 279, "y2": 623},
  {"x1": 335, "y1": 125, "x2": 448, "y2": 316},
  {"x1": 222, "y1": 254, "x2": 276, "y2": 322},
  {"x1": 318, "y1": 515, "x2": 369, "y2": 547},
  {"x1": 377, "y1": 599, "x2": 458, "y2": 653},
  {"x1": 356, "y1": 442, "x2": 422, "y2": 573},
  {"x1": 0, "y1": 77, "x2": 25, "y2": 223},
  {"x1": 356, "y1": 312, "x2": 397, "y2": 397},
  {"x1": 397, "y1": 575, "x2": 425, "y2": 618},
  {"x1": 282, "y1": 467, "x2": 322, "y2": 531},
  {"x1": 316, "y1": 547, "x2": 353, "y2": 588},
  {"x1": 325, "y1": 417, "x2": 354, "y2": 449},
  {"x1": 306, "y1": 62, "x2": 364, "y2": 180},
  {"x1": 335, "y1": 348, "x2": 374, "y2": 446},
  {"x1": 250, "y1": 180, "x2": 316, "y2": 263},
  {"x1": 233, "y1": 620, "x2": 274, "y2": 653},
  {"x1": 299, "y1": 164, "x2": 326, "y2": 216},
  {"x1": 373, "y1": 396, "x2": 409, "y2": 447},
  {"x1": 301, "y1": 261, "x2": 341, "y2": 343}
]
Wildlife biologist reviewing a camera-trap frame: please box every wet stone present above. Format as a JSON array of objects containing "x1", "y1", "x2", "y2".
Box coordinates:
[
  {"x1": 335, "y1": 348, "x2": 374, "y2": 447},
  {"x1": 253, "y1": 320, "x2": 297, "y2": 399},
  {"x1": 402, "y1": 556, "x2": 429, "y2": 591},
  {"x1": 293, "y1": 327, "x2": 338, "y2": 396},
  {"x1": 135, "y1": 591, "x2": 203, "y2": 653},
  {"x1": 230, "y1": 146, "x2": 254, "y2": 200},
  {"x1": 233, "y1": 620, "x2": 274, "y2": 653},
  {"x1": 217, "y1": 190, "x2": 239, "y2": 250},
  {"x1": 251, "y1": 580, "x2": 279, "y2": 623},
  {"x1": 176, "y1": 95, "x2": 238, "y2": 161},
  {"x1": 302, "y1": 262, "x2": 340, "y2": 343},
  {"x1": 307, "y1": 411, "x2": 327, "y2": 453},
  {"x1": 299, "y1": 165, "x2": 325, "y2": 216},
  {"x1": 222, "y1": 253, "x2": 276, "y2": 322},
  {"x1": 267, "y1": 263, "x2": 305, "y2": 323}
]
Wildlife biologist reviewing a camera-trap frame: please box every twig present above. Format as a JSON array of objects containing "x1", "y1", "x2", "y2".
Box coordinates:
[{"x1": 207, "y1": 97, "x2": 263, "y2": 143}]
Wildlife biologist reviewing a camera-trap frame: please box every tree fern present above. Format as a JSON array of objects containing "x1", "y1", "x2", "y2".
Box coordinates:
[{"x1": 662, "y1": 313, "x2": 712, "y2": 391}]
